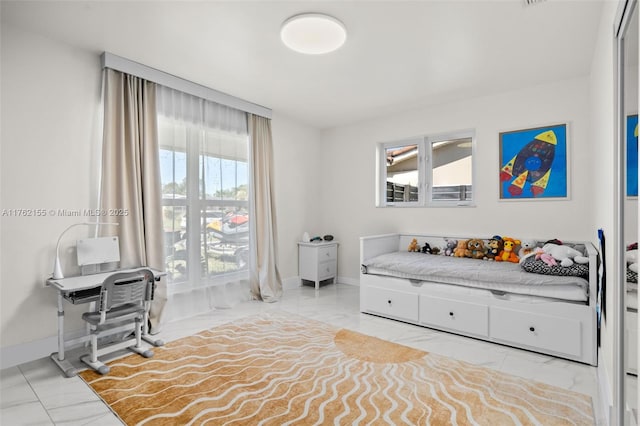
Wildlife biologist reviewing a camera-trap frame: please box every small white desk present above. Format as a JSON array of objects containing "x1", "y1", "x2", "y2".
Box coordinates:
[{"x1": 46, "y1": 268, "x2": 165, "y2": 377}]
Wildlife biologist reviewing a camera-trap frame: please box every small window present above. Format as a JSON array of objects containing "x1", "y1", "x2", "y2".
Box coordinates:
[
  {"x1": 428, "y1": 136, "x2": 473, "y2": 203},
  {"x1": 377, "y1": 130, "x2": 474, "y2": 207},
  {"x1": 384, "y1": 141, "x2": 421, "y2": 204}
]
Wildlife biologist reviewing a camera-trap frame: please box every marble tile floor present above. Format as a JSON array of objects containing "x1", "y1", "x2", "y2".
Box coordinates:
[{"x1": 1, "y1": 283, "x2": 611, "y2": 425}]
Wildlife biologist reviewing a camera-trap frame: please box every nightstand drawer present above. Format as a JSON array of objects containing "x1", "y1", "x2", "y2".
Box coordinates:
[
  {"x1": 363, "y1": 286, "x2": 418, "y2": 322},
  {"x1": 490, "y1": 307, "x2": 581, "y2": 358},
  {"x1": 419, "y1": 295, "x2": 489, "y2": 337},
  {"x1": 318, "y1": 246, "x2": 337, "y2": 261},
  {"x1": 318, "y1": 261, "x2": 336, "y2": 280}
]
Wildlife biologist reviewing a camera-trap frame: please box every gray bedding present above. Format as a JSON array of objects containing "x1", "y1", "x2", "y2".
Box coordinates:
[{"x1": 362, "y1": 252, "x2": 589, "y2": 301}]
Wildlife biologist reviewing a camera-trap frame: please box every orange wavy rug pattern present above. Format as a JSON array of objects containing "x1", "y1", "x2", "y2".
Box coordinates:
[{"x1": 80, "y1": 313, "x2": 594, "y2": 425}]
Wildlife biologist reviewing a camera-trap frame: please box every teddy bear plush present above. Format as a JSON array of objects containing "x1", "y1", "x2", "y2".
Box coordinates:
[
  {"x1": 518, "y1": 239, "x2": 537, "y2": 259},
  {"x1": 484, "y1": 235, "x2": 503, "y2": 261},
  {"x1": 453, "y1": 240, "x2": 468, "y2": 257},
  {"x1": 495, "y1": 237, "x2": 520, "y2": 263},
  {"x1": 541, "y1": 243, "x2": 589, "y2": 267},
  {"x1": 444, "y1": 239, "x2": 457, "y2": 256},
  {"x1": 465, "y1": 238, "x2": 486, "y2": 259},
  {"x1": 407, "y1": 238, "x2": 420, "y2": 252}
]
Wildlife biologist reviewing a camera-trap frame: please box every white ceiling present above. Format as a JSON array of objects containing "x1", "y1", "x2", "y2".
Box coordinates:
[{"x1": 2, "y1": 0, "x2": 605, "y2": 129}]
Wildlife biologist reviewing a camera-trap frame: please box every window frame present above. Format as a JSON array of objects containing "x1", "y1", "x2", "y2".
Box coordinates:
[
  {"x1": 376, "y1": 129, "x2": 476, "y2": 208},
  {"x1": 159, "y1": 120, "x2": 250, "y2": 295},
  {"x1": 376, "y1": 137, "x2": 424, "y2": 207}
]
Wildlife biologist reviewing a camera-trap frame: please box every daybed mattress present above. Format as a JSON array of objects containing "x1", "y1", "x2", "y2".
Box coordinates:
[{"x1": 362, "y1": 252, "x2": 589, "y2": 302}]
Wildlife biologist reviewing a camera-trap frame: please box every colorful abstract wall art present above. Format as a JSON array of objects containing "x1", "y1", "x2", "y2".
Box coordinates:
[{"x1": 499, "y1": 123, "x2": 568, "y2": 200}]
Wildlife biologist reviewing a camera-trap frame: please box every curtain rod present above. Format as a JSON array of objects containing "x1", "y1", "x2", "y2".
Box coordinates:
[{"x1": 101, "y1": 52, "x2": 272, "y2": 119}]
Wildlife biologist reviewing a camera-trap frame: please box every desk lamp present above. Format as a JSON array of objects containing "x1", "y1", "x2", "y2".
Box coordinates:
[{"x1": 52, "y1": 222, "x2": 119, "y2": 279}]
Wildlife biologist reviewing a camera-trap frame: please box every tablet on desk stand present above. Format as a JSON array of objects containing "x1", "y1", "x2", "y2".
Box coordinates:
[{"x1": 76, "y1": 236, "x2": 120, "y2": 275}]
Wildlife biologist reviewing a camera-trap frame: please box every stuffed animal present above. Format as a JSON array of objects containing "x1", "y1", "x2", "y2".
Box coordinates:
[
  {"x1": 495, "y1": 237, "x2": 520, "y2": 263},
  {"x1": 534, "y1": 248, "x2": 557, "y2": 266},
  {"x1": 408, "y1": 238, "x2": 420, "y2": 252},
  {"x1": 465, "y1": 238, "x2": 486, "y2": 259},
  {"x1": 421, "y1": 242, "x2": 432, "y2": 254},
  {"x1": 453, "y1": 240, "x2": 468, "y2": 257},
  {"x1": 484, "y1": 235, "x2": 503, "y2": 261},
  {"x1": 431, "y1": 246, "x2": 441, "y2": 255},
  {"x1": 541, "y1": 243, "x2": 589, "y2": 267},
  {"x1": 518, "y1": 239, "x2": 537, "y2": 259},
  {"x1": 444, "y1": 239, "x2": 457, "y2": 256}
]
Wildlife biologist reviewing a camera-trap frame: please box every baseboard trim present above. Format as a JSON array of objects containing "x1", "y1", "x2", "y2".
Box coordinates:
[
  {"x1": 338, "y1": 276, "x2": 359, "y2": 287},
  {"x1": 598, "y1": 350, "x2": 612, "y2": 426},
  {"x1": 282, "y1": 276, "x2": 359, "y2": 288},
  {"x1": 0, "y1": 328, "x2": 86, "y2": 370}
]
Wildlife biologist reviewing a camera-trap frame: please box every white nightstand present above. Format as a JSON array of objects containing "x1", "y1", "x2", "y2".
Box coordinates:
[{"x1": 297, "y1": 241, "x2": 338, "y2": 290}]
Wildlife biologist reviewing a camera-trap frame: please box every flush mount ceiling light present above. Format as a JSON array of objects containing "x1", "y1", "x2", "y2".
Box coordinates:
[{"x1": 280, "y1": 13, "x2": 347, "y2": 55}]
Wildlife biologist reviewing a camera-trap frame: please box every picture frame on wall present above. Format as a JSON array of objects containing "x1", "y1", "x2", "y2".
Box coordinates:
[
  {"x1": 499, "y1": 123, "x2": 568, "y2": 200},
  {"x1": 626, "y1": 114, "x2": 638, "y2": 197}
]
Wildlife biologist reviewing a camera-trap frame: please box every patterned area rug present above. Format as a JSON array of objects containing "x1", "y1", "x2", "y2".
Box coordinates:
[{"x1": 81, "y1": 313, "x2": 594, "y2": 425}]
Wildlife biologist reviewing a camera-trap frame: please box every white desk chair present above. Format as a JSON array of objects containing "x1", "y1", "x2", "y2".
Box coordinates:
[{"x1": 80, "y1": 268, "x2": 155, "y2": 375}]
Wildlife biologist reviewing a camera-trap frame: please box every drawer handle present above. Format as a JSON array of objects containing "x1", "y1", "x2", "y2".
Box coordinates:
[
  {"x1": 387, "y1": 300, "x2": 392, "y2": 305},
  {"x1": 449, "y1": 312, "x2": 454, "y2": 317},
  {"x1": 529, "y1": 326, "x2": 535, "y2": 332}
]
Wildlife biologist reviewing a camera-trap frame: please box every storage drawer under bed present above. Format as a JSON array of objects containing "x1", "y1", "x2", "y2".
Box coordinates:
[
  {"x1": 362, "y1": 286, "x2": 419, "y2": 323},
  {"x1": 490, "y1": 306, "x2": 582, "y2": 358},
  {"x1": 419, "y1": 295, "x2": 489, "y2": 337}
]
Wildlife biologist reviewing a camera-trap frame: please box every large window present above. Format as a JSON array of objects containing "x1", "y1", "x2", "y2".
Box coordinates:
[
  {"x1": 377, "y1": 130, "x2": 474, "y2": 207},
  {"x1": 158, "y1": 88, "x2": 249, "y2": 290}
]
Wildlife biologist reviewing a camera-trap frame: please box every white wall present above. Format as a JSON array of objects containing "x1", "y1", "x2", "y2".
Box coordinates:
[
  {"x1": 0, "y1": 23, "x2": 320, "y2": 364},
  {"x1": 1, "y1": 24, "x2": 104, "y2": 353},
  {"x1": 319, "y1": 77, "x2": 592, "y2": 280},
  {"x1": 271, "y1": 112, "x2": 322, "y2": 281}
]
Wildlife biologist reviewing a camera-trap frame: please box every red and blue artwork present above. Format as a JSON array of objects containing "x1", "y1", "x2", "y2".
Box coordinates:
[
  {"x1": 627, "y1": 115, "x2": 638, "y2": 197},
  {"x1": 499, "y1": 124, "x2": 567, "y2": 199}
]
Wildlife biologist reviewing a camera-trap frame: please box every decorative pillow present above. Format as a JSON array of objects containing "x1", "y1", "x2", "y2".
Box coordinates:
[
  {"x1": 628, "y1": 267, "x2": 638, "y2": 284},
  {"x1": 521, "y1": 255, "x2": 589, "y2": 278}
]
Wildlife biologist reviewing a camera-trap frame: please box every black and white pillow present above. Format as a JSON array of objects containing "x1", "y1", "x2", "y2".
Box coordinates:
[{"x1": 521, "y1": 255, "x2": 589, "y2": 278}]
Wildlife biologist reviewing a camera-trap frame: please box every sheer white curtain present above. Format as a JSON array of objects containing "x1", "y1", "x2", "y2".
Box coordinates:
[{"x1": 156, "y1": 86, "x2": 252, "y2": 321}]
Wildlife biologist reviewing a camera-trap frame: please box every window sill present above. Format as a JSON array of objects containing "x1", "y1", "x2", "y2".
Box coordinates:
[{"x1": 376, "y1": 202, "x2": 476, "y2": 208}]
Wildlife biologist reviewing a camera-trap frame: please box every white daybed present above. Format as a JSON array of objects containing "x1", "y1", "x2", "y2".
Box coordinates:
[{"x1": 360, "y1": 233, "x2": 598, "y2": 366}]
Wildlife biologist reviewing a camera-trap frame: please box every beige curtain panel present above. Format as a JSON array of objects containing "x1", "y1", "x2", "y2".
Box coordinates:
[
  {"x1": 100, "y1": 68, "x2": 167, "y2": 333},
  {"x1": 249, "y1": 114, "x2": 283, "y2": 302}
]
